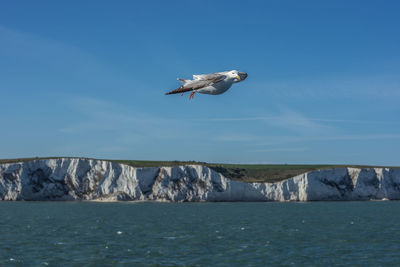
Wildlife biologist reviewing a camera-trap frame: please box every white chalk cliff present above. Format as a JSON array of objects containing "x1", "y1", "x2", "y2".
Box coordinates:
[{"x1": 1, "y1": 158, "x2": 400, "y2": 201}]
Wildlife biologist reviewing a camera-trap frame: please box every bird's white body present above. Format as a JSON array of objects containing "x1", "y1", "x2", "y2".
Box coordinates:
[
  {"x1": 166, "y1": 70, "x2": 248, "y2": 99},
  {"x1": 192, "y1": 76, "x2": 236, "y2": 95}
]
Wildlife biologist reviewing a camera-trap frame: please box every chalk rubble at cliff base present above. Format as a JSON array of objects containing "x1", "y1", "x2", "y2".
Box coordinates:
[{"x1": 1, "y1": 158, "x2": 400, "y2": 201}]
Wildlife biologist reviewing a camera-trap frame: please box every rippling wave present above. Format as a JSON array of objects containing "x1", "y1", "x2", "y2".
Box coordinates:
[{"x1": 1, "y1": 202, "x2": 400, "y2": 266}]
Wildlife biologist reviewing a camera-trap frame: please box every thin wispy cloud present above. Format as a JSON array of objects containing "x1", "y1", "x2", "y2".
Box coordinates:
[
  {"x1": 60, "y1": 96, "x2": 181, "y2": 137},
  {"x1": 244, "y1": 74, "x2": 400, "y2": 100},
  {"x1": 0, "y1": 25, "x2": 101, "y2": 73},
  {"x1": 314, "y1": 133, "x2": 400, "y2": 141},
  {"x1": 210, "y1": 108, "x2": 336, "y2": 138},
  {"x1": 209, "y1": 107, "x2": 400, "y2": 157},
  {"x1": 0, "y1": 25, "x2": 140, "y2": 93},
  {"x1": 214, "y1": 134, "x2": 261, "y2": 142},
  {"x1": 198, "y1": 116, "x2": 400, "y2": 125},
  {"x1": 247, "y1": 147, "x2": 309, "y2": 153},
  {"x1": 253, "y1": 133, "x2": 400, "y2": 147},
  {"x1": 211, "y1": 109, "x2": 336, "y2": 144}
]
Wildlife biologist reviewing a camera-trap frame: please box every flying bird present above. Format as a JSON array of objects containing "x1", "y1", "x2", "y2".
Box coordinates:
[{"x1": 165, "y1": 70, "x2": 248, "y2": 99}]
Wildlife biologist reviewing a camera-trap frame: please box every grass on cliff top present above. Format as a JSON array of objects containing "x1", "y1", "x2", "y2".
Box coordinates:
[{"x1": 0, "y1": 157, "x2": 396, "y2": 183}]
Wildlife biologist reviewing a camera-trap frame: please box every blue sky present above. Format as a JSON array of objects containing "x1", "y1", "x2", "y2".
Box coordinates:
[{"x1": 1, "y1": 0, "x2": 399, "y2": 165}]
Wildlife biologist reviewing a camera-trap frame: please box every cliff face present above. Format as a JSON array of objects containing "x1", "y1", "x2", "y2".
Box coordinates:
[{"x1": 1, "y1": 159, "x2": 399, "y2": 201}]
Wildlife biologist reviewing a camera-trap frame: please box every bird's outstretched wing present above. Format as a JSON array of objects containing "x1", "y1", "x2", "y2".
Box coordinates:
[
  {"x1": 193, "y1": 73, "x2": 224, "y2": 80},
  {"x1": 165, "y1": 73, "x2": 226, "y2": 95}
]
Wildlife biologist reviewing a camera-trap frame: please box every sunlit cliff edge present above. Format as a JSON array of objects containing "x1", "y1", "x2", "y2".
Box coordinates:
[{"x1": 1, "y1": 158, "x2": 400, "y2": 201}]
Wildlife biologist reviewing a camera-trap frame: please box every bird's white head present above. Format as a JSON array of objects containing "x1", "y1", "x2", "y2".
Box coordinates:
[
  {"x1": 226, "y1": 70, "x2": 248, "y2": 83},
  {"x1": 226, "y1": 70, "x2": 240, "y2": 80}
]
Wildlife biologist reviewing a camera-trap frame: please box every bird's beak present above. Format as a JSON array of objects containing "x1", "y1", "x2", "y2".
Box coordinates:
[{"x1": 236, "y1": 72, "x2": 248, "y2": 83}]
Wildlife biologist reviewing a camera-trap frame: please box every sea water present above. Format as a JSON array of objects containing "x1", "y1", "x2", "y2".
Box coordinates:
[{"x1": 1, "y1": 201, "x2": 400, "y2": 266}]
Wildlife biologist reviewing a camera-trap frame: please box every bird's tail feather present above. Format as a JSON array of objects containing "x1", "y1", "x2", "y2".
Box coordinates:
[
  {"x1": 165, "y1": 86, "x2": 193, "y2": 95},
  {"x1": 177, "y1": 78, "x2": 190, "y2": 85}
]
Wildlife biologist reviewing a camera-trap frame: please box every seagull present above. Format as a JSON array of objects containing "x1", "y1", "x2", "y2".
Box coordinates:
[{"x1": 165, "y1": 70, "x2": 248, "y2": 99}]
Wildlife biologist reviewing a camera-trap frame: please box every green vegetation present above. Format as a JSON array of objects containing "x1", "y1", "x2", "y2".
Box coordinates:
[
  {"x1": 0, "y1": 157, "x2": 397, "y2": 183},
  {"x1": 206, "y1": 164, "x2": 334, "y2": 183}
]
